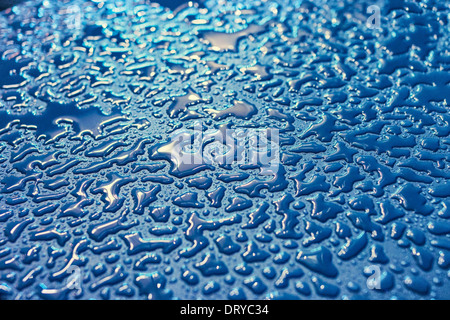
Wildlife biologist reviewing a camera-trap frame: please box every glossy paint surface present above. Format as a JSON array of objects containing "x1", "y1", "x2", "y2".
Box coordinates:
[{"x1": 0, "y1": 0, "x2": 449, "y2": 300}]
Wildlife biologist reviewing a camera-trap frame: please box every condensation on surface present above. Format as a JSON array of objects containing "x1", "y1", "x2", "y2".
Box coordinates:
[{"x1": 0, "y1": 0, "x2": 449, "y2": 300}]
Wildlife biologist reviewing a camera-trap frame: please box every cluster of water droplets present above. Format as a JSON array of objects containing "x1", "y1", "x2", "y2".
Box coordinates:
[{"x1": 0, "y1": 0, "x2": 449, "y2": 299}]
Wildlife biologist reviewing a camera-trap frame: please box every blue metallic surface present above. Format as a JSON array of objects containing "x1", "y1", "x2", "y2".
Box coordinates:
[{"x1": 0, "y1": 0, "x2": 449, "y2": 300}]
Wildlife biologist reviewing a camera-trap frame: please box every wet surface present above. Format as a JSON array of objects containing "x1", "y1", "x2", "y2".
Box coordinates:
[{"x1": 0, "y1": 0, "x2": 449, "y2": 300}]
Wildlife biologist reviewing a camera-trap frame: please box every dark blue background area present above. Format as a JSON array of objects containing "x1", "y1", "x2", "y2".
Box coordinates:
[
  {"x1": 0, "y1": 0, "x2": 24, "y2": 11},
  {"x1": 0, "y1": 0, "x2": 449, "y2": 301}
]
